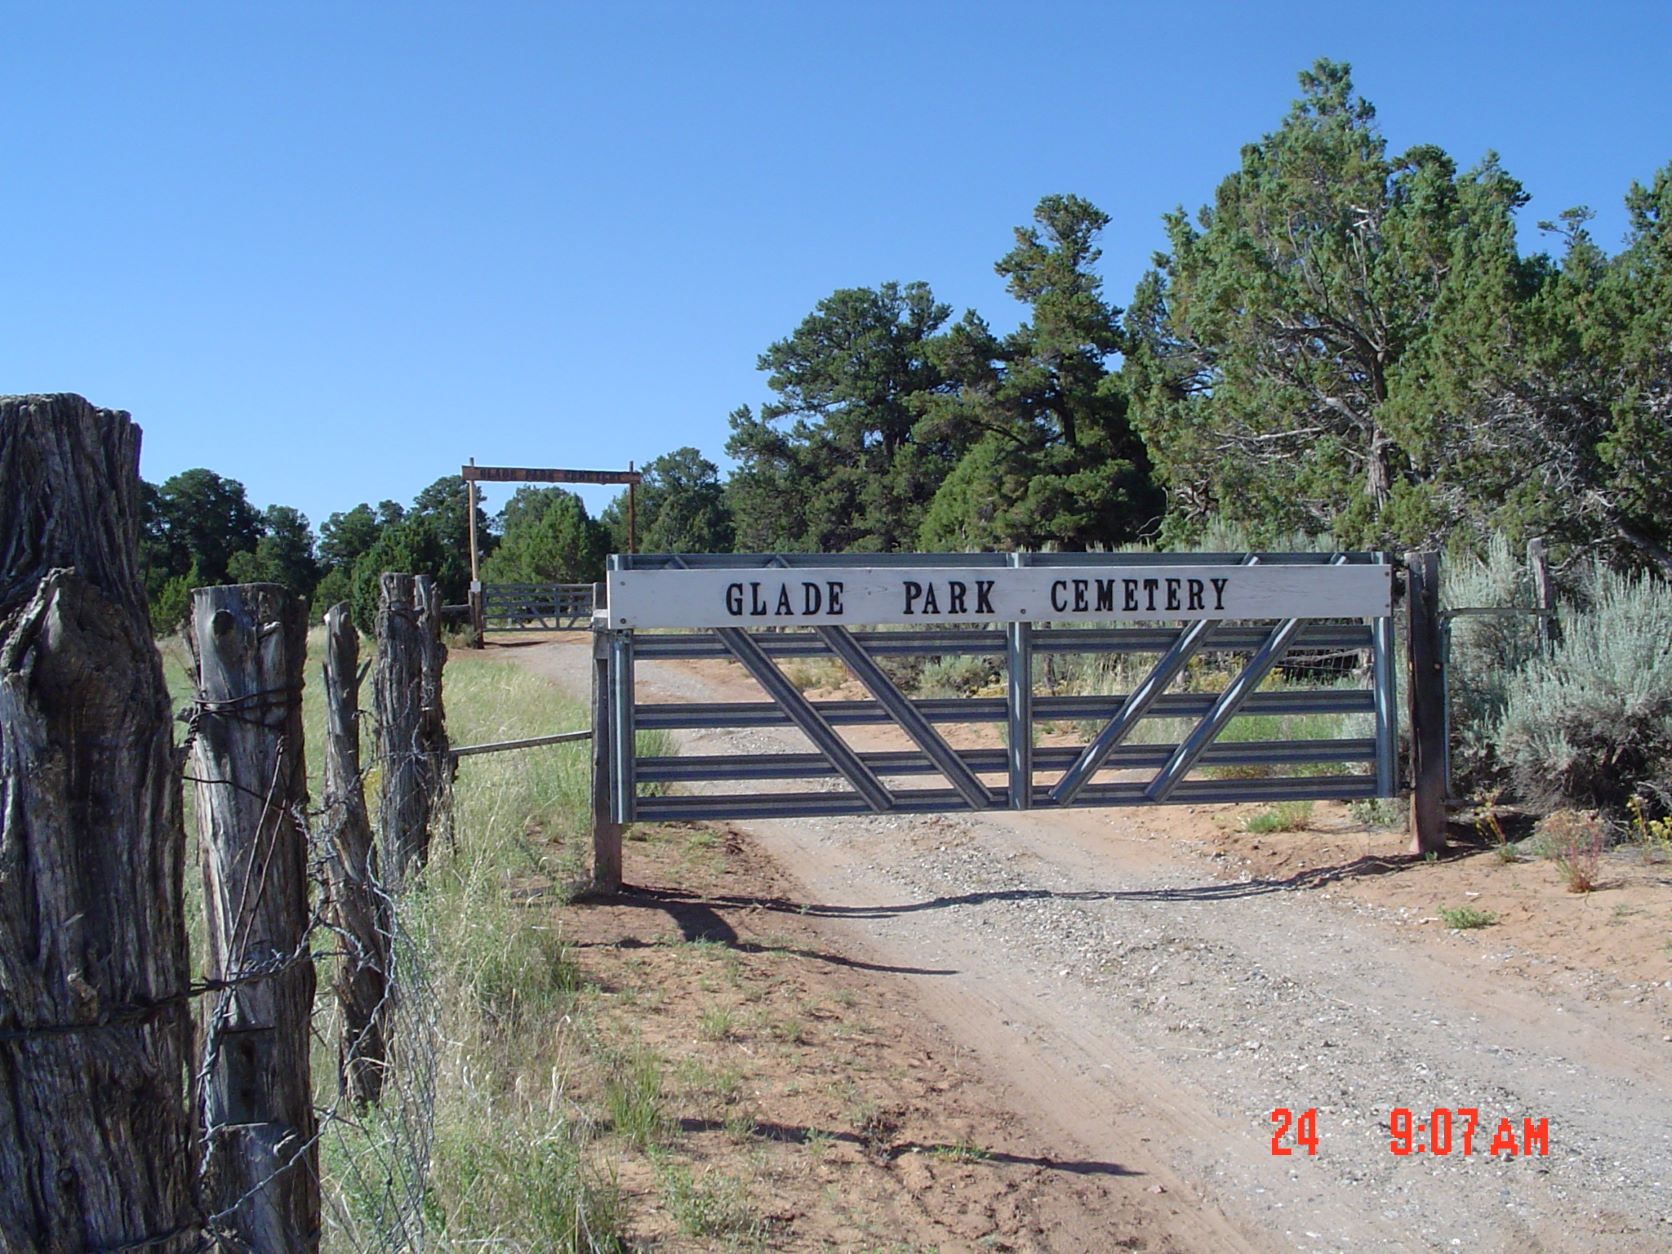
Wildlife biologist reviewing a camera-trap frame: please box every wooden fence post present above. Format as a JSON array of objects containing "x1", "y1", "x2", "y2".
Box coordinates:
[
  {"x1": 1404, "y1": 551, "x2": 1447, "y2": 855},
  {"x1": 189, "y1": 583, "x2": 318, "y2": 1252},
  {"x1": 322, "y1": 603, "x2": 389, "y2": 1105},
  {"x1": 468, "y1": 581, "x2": 485, "y2": 648},
  {"x1": 1528, "y1": 537, "x2": 1559, "y2": 651},
  {"x1": 591, "y1": 620, "x2": 622, "y2": 892},
  {"x1": 0, "y1": 394, "x2": 197, "y2": 1253},
  {"x1": 375, "y1": 573, "x2": 451, "y2": 886}
]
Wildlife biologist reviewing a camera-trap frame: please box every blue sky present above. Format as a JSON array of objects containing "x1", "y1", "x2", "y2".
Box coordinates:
[{"x1": 4, "y1": 2, "x2": 1668, "y2": 530}]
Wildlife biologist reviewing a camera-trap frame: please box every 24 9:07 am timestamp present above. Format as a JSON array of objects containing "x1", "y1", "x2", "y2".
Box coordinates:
[{"x1": 1270, "y1": 1107, "x2": 1551, "y2": 1157}]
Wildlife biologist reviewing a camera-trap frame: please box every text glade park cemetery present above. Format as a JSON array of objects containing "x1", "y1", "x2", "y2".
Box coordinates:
[{"x1": 721, "y1": 575, "x2": 1231, "y2": 619}]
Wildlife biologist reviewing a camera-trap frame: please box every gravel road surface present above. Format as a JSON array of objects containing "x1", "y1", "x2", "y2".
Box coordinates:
[{"x1": 524, "y1": 637, "x2": 1671, "y2": 1251}]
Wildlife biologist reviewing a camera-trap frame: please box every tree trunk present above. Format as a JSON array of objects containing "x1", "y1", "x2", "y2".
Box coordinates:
[
  {"x1": 374, "y1": 574, "x2": 451, "y2": 887},
  {"x1": 321, "y1": 603, "x2": 389, "y2": 1106},
  {"x1": 0, "y1": 395, "x2": 196, "y2": 1252},
  {"x1": 1366, "y1": 423, "x2": 1393, "y2": 510},
  {"x1": 189, "y1": 584, "x2": 319, "y2": 1252}
]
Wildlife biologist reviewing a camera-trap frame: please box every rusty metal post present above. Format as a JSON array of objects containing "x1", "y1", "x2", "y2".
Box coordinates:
[{"x1": 1405, "y1": 551, "x2": 1447, "y2": 855}]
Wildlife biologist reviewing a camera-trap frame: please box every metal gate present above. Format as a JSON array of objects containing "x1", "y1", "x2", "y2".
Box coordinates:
[
  {"x1": 479, "y1": 582, "x2": 594, "y2": 631},
  {"x1": 595, "y1": 552, "x2": 1398, "y2": 825}
]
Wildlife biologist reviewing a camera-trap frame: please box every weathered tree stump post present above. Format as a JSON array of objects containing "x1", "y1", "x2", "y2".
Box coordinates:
[
  {"x1": 1404, "y1": 551, "x2": 1447, "y2": 855},
  {"x1": 322, "y1": 603, "x2": 389, "y2": 1105},
  {"x1": 188, "y1": 584, "x2": 319, "y2": 1252},
  {"x1": 375, "y1": 573, "x2": 451, "y2": 886},
  {"x1": 0, "y1": 394, "x2": 196, "y2": 1253}
]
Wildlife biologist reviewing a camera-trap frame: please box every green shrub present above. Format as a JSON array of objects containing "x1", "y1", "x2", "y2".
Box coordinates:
[
  {"x1": 1442, "y1": 536, "x2": 1545, "y2": 789},
  {"x1": 917, "y1": 653, "x2": 998, "y2": 697},
  {"x1": 1243, "y1": 801, "x2": 1314, "y2": 833},
  {"x1": 1496, "y1": 565, "x2": 1672, "y2": 812},
  {"x1": 311, "y1": 567, "x2": 352, "y2": 622},
  {"x1": 1349, "y1": 797, "x2": 1405, "y2": 828},
  {"x1": 149, "y1": 563, "x2": 201, "y2": 636},
  {"x1": 1439, "y1": 905, "x2": 1497, "y2": 929}
]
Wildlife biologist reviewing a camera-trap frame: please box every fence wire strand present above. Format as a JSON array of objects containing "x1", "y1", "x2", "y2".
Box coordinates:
[{"x1": 178, "y1": 688, "x2": 447, "y2": 1254}]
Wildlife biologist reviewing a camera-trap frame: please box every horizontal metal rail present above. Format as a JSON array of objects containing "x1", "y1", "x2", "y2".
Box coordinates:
[
  {"x1": 633, "y1": 688, "x2": 1377, "y2": 730},
  {"x1": 450, "y1": 729, "x2": 591, "y2": 758},
  {"x1": 629, "y1": 623, "x2": 1374, "y2": 659},
  {"x1": 634, "y1": 737, "x2": 1377, "y2": 782},
  {"x1": 633, "y1": 772, "x2": 1379, "y2": 821}
]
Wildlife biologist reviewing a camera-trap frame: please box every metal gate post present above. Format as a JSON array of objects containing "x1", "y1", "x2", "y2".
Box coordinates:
[
  {"x1": 608, "y1": 630, "x2": 637, "y2": 826},
  {"x1": 1371, "y1": 553, "x2": 1399, "y2": 798},
  {"x1": 1006, "y1": 552, "x2": 1033, "y2": 809},
  {"x1": 591, "y1": 624, "x2": 623, "y2": 892}
]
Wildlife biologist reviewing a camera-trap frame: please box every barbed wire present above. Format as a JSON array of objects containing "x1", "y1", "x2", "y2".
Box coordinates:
[{"x1": 167, "y1": 674, "x2": 448, "y2": 1254}]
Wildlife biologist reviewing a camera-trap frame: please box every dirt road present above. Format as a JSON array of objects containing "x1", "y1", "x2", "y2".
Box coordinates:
[{"x1": 521, "y1": 635, "x2": 1671, "y2": 1252}]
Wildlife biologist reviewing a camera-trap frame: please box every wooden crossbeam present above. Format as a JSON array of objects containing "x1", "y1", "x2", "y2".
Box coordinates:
[{"x1": 461, "y1": 465, "x2": 641, "y2": 485}]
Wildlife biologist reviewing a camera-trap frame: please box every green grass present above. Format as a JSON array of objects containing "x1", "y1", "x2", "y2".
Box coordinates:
[
  {"x1": 699, "y1": 1006, "x2": 739, "y2": 1042},
  {"x1": 426, "y1": 1094, "x2": 626, "y2": 1252},
  {"x1": 1243, "y1": 801, "x2": 1315, "y2": 833},
  {"x1": 928, "y1": 1137, "x2": 990, "y2": 1163},
  {"x1": 323, "y1": 646, "x2": 662, "y2": 1250},
  {"x1": 1439, "y1": 905, "x2": 1498, "y2": 929},
  {"x1": 603, "y1": 1046, "x2": 672, "y2": 1151},
  {"x1": 656, "y1": 1161, "x2": 763, "y2": 1241}
]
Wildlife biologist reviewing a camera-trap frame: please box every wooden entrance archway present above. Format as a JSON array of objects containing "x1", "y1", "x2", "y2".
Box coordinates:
[{"x1": 460, "y1": 459, "x2": 643, "y2": 641}]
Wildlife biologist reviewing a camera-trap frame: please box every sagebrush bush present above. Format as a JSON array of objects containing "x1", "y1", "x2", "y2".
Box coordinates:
[
  {"x1": 916, "y1": 653, "x2": 999, "y2": 697},
  {"x1": 1442, "y1": 535, "x2": 1545, "y2": 789},
  {"x1": 1496, "y1": 565, "x2": 1672, "y2": 812}
]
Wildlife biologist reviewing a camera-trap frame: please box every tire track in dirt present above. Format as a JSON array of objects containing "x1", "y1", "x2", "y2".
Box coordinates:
[{"x1": 518, "y1": 635, "x2": 1672, "y2": 1251}]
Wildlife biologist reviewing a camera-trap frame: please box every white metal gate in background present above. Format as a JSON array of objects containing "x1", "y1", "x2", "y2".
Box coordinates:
[{"x1": 591, "y1": 552, "x2": 1399, "y2": 826}]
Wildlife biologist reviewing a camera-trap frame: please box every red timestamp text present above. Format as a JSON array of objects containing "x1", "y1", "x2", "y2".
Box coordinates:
[
  {"x1": 1389, "y1": 1107, "x2": 1549, "y2": 1157},
  {"x1": 1267, "y1": 1107, "x2": 1552, "y2": 1157},
  {"x1": 1269, "y1": 1107, "x2": 1319, "y2": 1156}
]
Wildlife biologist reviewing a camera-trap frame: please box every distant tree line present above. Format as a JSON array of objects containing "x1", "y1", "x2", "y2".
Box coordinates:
[
  {"x1": 139, "y1": 448, "x2": 730, "y2": 634},
  {"x1": 140, "y1": 59, "x2": 1671, "y2": 633}
]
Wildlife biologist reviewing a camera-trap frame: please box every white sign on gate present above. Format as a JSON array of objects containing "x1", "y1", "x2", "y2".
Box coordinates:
[{"x1": 603, "y1": 563, "x2": 1391, "y2": 629}]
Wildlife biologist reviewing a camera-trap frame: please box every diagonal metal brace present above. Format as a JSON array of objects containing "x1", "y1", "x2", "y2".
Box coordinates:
[
  {"x1": 1054, "y1": 552, "x2": 1261, "y2": 806},
  {"x1": 815, "y1": 626, "x2": 993, "y2": 810},
  {"x1": 1051, "y1": 618, "x2": 1217, "y2": 805},
  {"x1": 715, "y1": 627, "x2": 894, "y2": 813},
  {"x1": 1144, "y1": 554, "x2": 1344, "y2": 802}
]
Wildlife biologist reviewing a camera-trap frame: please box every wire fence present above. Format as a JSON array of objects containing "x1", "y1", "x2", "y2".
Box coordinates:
[{"x1": 172, "y1": 698, "x2": 444, "y2": 1252}]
